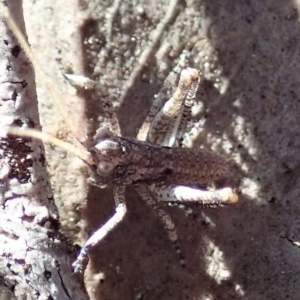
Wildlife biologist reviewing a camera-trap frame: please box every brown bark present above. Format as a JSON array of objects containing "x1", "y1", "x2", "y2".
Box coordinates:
[{"x1": 0, "y1": 1, "x2": 88, "y2": 299}]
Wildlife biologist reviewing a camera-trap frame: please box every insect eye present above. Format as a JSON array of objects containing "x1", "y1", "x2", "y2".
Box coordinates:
[{"x1": 97, "y1": 161, "x2": 115, "y2": 176}]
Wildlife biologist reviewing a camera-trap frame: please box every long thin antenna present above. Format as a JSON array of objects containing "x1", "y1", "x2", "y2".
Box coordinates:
[{"x1": 7, "y1": 127, "x2": 93, "y2": 165}]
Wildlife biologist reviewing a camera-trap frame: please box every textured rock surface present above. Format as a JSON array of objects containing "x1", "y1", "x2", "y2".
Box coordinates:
[{"x1": 4, "y1": 0, "x2": 299, "y2": 299}]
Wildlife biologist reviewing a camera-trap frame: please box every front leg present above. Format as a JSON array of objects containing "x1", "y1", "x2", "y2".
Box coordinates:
[{"x1": 73, "y1": 185, "x2": 127, "y2": 273}]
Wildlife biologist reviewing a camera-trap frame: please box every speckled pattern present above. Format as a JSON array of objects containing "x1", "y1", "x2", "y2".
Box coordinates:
[{"x1": 15, "y1": 0, "x2": 300, "y2": 299}]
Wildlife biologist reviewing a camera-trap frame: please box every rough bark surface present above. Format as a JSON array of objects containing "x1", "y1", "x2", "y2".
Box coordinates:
[
  {"x1": 2, "y1": 0, "x2": 300, "y2": 299},
  {"x1": 0, "y1": 1, "x2": 88, "y2": 299}
]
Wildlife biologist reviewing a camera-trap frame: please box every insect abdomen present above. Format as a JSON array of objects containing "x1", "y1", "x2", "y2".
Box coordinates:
[{"x1": 118, "y1": 137, "x2": 228, "y2": 186}]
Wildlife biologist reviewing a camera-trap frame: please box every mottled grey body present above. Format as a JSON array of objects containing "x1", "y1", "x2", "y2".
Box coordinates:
[{"x1": 90, "y1": 135, "x2": 228, "y2": 187}]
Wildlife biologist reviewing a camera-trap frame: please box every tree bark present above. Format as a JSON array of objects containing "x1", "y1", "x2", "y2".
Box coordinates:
[{"x1": 0, "y1": 1, "x2": 88, "y2": 299}]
